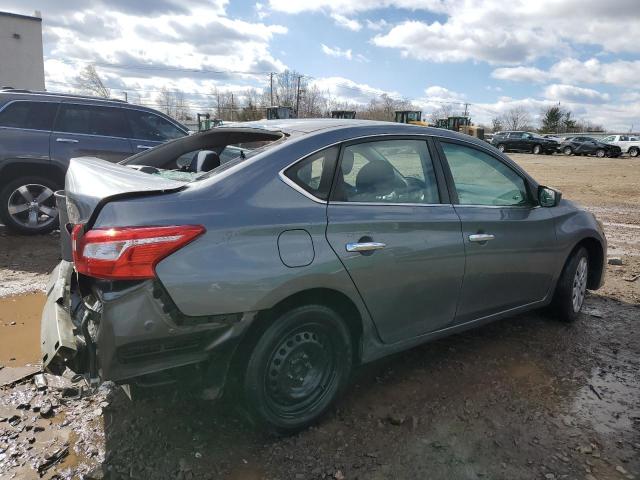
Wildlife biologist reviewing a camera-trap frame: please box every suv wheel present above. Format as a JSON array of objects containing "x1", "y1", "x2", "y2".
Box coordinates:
[
  {"x1": 532, "y1": 144, "x2": 542, "y2": 155},
  {"x1": 242, "y1": 305, "x2": 352, "y2": 433},
  {"x1": 628, "y1": 147, "x2": 639, "y2": 158},
  {"x1": 0, "y1": 177, "x2": 60, "y2": 235},
  {"x1": 496, "y1": 144, "x2": 506, "y2": 153},
  {"x1": 552, "y1": 247, "x2": 589, "y2": 322},
  {"x1": 563, "y1": 146, "x2": 573, "y2": 156},
  {"x1": 595, "y1": 149, "x2": 606, "y2": 158}
]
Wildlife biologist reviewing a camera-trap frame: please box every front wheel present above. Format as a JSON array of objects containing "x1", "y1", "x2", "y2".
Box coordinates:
[
  {"x1": 595, "y1": 149, "x2": 606, "y2": 158},
  {"x1": 563, "y1": 146, "x2": 573, "y2": 156},
  {"x1": 242, "y1": 305, "x2": 352, "y2": 433},
  {"x1": 532, "y1": 144, "x2": 542, "y2": 155},
  {"x1": 552, "y1": 247, "x2": 589, "y2": 322},
  {"x1": 628, "y1": 147, "x2": 639, "y2": 158}
]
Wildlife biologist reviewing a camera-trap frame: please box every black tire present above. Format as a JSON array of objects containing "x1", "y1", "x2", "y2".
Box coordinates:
[
  {"x1": 242, "y1": 305, "x2": 352, "y2": 433},
  {"x1": 0, "y1": 176, "x2": 60, "y2": 235},
  {"x1": 532, "y1": 144, "x2": 542, "y2": 155},
  {"x1": 496, "y1": 144, "x2": 506, "y2": 153},
  {"x1": 563, "y1": 146, "x2": 573, "y2": 156},
  {"x1": 552, "y1": 247, "x2": 589, "y2": 322},
  {"x1": 628, "y1": 147, "x2": 639, "y2": 158},
  {"x1": 595, "y1": 149, "x2": 606, "y2": 158}
]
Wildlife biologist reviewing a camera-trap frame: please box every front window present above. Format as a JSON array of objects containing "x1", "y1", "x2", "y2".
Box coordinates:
[
  {"x1": 55, "y1": 104, "x2": 129, "y2": 138},
  {"x1": 332, "y1": 139, "x2": 440, "y2": 204},
  {"x1": 441, "y1": 142, "x2": 530, "y2": 207},
  {"x1": 127, "y1": 110, "x2": 185, "y2": 141}
]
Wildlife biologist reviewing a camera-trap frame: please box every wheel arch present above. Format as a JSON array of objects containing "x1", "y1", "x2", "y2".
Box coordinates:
[
  {"x1": 0, "y1": 160, "x2": 66, "y2": 188},
  {"x1": 567, "y1": 237, "x2": 605, "y2": 290}
]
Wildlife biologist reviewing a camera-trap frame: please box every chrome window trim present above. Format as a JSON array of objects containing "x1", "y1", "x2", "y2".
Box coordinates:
[
  {"x1": 455, "y1": 204, "x2": 540, "y2": 210},
  {"x1": 330, "y1": 201, "x2": 453, "y2": 207}
]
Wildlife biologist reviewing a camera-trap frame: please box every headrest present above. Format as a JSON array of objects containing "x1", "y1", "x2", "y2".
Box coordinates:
[
  {"x1": 355, "y1": 161, "x2": 395, "y2": 197},
  {"x1": 342, "y1": 150, "x2": 355, "y2": 175},
  {"x1": 190, "y1": 150, "x2": 221, "y2": 172}
]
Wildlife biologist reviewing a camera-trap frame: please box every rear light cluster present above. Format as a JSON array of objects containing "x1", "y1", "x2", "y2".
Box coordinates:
[{"x1": 72, "y1": 225, "x2": 205, "y2": 280}]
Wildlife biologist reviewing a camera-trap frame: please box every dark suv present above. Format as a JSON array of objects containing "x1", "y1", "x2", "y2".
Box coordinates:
[
  {"x1": 0, "y1": 88, "x2": 188, "y2": 234},
  {"x1": 491, "y1": 131, "x2": 559, "y2": 155}
]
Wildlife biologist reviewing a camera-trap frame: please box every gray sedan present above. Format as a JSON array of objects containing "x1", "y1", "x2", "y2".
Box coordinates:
[{"x1": 41, "y1": 119, "x2": 606, "y2": 432}]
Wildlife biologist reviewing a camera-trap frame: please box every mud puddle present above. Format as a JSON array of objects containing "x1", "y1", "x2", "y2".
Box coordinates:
[{"x1": 0, "y1": 292, "x2": 46, "y2": 364}]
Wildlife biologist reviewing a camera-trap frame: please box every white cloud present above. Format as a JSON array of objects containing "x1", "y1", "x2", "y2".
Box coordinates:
[
  {"x1": 269, "y1": 0, "x2": 640, "y2": 65},
  {"x1": 330, "y1": 13, "x2": 362, "y2": 31},
  {"x1": 493, "y1": 58, "x2": 640, "y2": 88},
  {"x1": 543, "y1": 84, "x2": 610, "y2": 104},
  {"x1": 424, "y1": 85, "x2": 465, "y2": 101},
  {"x1": 310, "y1": 76, "x2": 401, "y2": 104},
  {"x1": 321, "y1": 44, "x2": 353, "y2": 60},
  {"x1": 365, "y1": 18, "x2": 388, "y2": 30},
  {"x1": 492, "y1": 66, "x2": 547, "y2": 83}
]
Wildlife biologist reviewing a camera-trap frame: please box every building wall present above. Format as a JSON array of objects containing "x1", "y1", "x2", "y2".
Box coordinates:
[{"x1": 0, "y1": 12, "x2": 45, "y2": 90}]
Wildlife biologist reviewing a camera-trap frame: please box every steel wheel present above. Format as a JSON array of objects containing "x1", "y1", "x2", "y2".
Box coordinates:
[
  {"x1": 571, "y1": 256, "x2": 588, "y2": 312},
  {"x1": 264, "y1": 324, "x2": 337, "y2": 419},
  {"x1": 7, "y1": 183, "x2": 57, "y2": 230}
]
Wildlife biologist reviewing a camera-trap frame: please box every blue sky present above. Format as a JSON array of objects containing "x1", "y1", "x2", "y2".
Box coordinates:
[{"x1": 4, "y1": 0, "x2": 640, "y2": 129}]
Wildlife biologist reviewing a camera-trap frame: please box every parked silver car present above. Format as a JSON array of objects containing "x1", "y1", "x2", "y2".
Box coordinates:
[{"x1": 42, "y1": 119, "x2": 606, "y2": 432}]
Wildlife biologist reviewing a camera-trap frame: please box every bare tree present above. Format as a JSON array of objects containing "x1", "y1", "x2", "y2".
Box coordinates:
[
  {"x1": 491, "y1": 116, "x2": 503, "y2": 132},
  {"x1": 501, "y1": 106, "x2": 532, "y2": 131},
  {"x1": 74, "y1": 65, "x2": 110, "y2": 98},
  {"x1": 429, "y1": 104, "x2": 454, "y2": 124}
]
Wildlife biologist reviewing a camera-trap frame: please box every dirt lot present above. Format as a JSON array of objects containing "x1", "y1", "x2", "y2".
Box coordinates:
[{"x1": 0, "y1": 153, "x2": 638, "y2": 479}]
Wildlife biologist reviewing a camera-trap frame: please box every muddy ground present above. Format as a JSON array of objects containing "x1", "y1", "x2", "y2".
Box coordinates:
[{"x1": 0, "y1": 153, "x2": 638, "y2": 479}]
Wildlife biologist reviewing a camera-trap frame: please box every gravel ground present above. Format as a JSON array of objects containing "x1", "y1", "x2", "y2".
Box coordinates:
[{"x1": 0, "y1": 153, "x2": 638, "y2": 480}]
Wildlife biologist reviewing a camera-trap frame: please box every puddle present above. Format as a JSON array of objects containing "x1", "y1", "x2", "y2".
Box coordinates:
[
  {"x1": 0, "y1": 292, "x2": 46, "y2": 364},
  {"x1": 569, "y1": 368, "x2": 640, "y2": 435}
]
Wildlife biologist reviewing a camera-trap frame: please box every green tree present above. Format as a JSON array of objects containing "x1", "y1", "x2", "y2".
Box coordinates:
[{"x1": 540, "y1": 105, "x2": 563, "y2": 133}]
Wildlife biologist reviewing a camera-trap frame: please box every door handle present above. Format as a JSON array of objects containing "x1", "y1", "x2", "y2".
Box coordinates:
[
  {"x1": 346, "y1": 242, "x2": 386, "y2": 252},
  {"x1": 469, "y1": 233, "x2": 495, "y2": 243},
  {"x1": 56, "y1": 138, "x2": 79, "y2": 143},
  {"x1": 136, "y1": 145, "x2": 153, "y2": 150}
]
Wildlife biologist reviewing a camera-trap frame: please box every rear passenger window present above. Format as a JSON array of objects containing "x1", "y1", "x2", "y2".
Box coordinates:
[
  {"x1": 284, "y1": 146, "x2": 339, "y2": 201},
  {"x1": 0, "y1": 101, "x2": 58, "y2": 130},
  {"x1": 55, "y1": 104, "x2": 129, "y2": 137},
  {"x1": 332, "y1": 139, "x2": 439, "y2": 204},
  {"x1": 127, "y1": 110, "x2": 185, "y2": 141}
]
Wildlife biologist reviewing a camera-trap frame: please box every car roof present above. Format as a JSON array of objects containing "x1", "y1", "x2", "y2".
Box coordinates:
[{"x1": 220, "y1": 118, "x2": 492, "y2": 149}]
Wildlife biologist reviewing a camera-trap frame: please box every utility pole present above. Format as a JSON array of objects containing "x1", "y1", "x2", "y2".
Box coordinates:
[
  {"x1": 463, "y1": 102, "x2": 469, "y2": 118},
  {"x1": 270, "y1": 72, "x2": 274, "y2": 107},
  {"x1": 231, "y1": 93, "x2": 234, "y2": 122},
  {"x1": 295, "y1": 75, "x2": 301, "y2": 117},
  {"x1": 123, "y1": 91, "x2": 128, "y2": 102}
]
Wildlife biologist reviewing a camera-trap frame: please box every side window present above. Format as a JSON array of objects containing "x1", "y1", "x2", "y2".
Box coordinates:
[
  {"x1": 508, "y1": 132, "x2": 523, "y2": 139},
  {"x1": 441, "y1": 142, "x2": 530, "y2": 207},
  {"x1": 333, "y1": 139, "x2": 439, "y2": 204},
  {"x1": 284, "y1": 146, "x2": 338, "y2": 201},
  {"x1": 55, "y1": 104, "x2": 129, "y2": 137},
  {"x1": 127, "y1": 110, "x2": 185, "y2": 141},
  {"x1": 602, "y1": 136, "x2": 614, "y2": 142},
  {"x1": 0, "y1": 101, "x2": 58, "y2": 130},
  {"x1": 620, "y1": 135, "x2": 629, "y2": 141}
]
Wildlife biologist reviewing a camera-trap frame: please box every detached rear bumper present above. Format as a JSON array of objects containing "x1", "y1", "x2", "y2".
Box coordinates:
[{"x1": 41, "y1": 261, "x2": 256, "y2": 391}]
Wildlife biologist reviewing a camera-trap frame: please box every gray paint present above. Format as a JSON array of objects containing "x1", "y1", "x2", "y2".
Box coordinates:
[{"x1": 43, "y1": 119, "x2": 607, "y2": 386}]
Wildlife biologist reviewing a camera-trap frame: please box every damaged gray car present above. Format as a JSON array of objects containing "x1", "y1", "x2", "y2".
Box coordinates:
[{"x1": 41, "y1": 119, "x2": 606, "y2": 432}]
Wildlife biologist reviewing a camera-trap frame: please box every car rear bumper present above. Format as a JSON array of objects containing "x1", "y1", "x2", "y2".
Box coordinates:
[{"x1": 41, "y1": 260, "x2": 256, "y2": 392}]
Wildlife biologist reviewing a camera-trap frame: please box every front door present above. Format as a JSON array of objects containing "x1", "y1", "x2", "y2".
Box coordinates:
[
  {"x1": 51, "y1": 103, "x2": 133, "y2": 164},
  {"x1": 437, "y1": 140, "x2": 557, "y2": 324},
  {"x1": 326, "y1": 138, "x2": 465, "y2": 344}
]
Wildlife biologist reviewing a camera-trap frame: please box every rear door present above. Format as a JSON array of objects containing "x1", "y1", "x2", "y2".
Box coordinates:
[
  {"x1": 51, "y1": 103, "x2": 133, "y2": 164},
  {"x1": 436, "y1": 139, "x2": 557, "y2": 324},
  {"x1": 326, "y1": 137, "x2": 465, "y2": 344},
  {"x1": 125, "y1": 109, "x2": 186, "y2": 153}
]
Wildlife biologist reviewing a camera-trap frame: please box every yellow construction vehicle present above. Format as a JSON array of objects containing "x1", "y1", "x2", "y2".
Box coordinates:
[
  {"x1": 435, "y1": 116, "x2": 485, "y2": 140},
  {"x1": 394, "y1": 110, "x2": 431, "y2": 127}
]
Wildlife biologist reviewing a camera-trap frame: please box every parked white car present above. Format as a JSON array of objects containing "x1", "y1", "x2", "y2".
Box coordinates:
[{"x1": 601, "y1": 134, "x2": 640, "y2": 157}]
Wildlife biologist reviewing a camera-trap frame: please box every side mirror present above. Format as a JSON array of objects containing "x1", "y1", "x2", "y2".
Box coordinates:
[{"x1": 539, "y1": 186, "x2": 562, "y2": 207}]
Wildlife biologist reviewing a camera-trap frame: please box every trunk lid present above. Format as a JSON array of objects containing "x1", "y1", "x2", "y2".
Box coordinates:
[
  {"x1": 64, "y1": 157, "x2": 186, "y2": 225},
  {"x1": 59, "y1": 157, "x2": 186, "y2": 261}
]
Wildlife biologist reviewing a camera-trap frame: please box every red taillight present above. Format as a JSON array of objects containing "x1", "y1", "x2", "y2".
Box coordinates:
[{"x1": 71, "y1": 225, "x2": 205, "y2": 280}]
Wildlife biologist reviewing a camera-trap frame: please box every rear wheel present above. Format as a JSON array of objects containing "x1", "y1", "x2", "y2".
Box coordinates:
[
  {"x1": 532, "y1": 144, "x2": 542, "y2": 155},
  {"x1": 563, "y1": 146, "x2": 573, "y2": 156},
  {"x1": 242, "y1": 305, "x2": 352, "y2": 433},
  {"x1": 0, "y1": 176, "x2": 60, "y2": 235},
  {"x1": 596, "y1": 149, "x2": 606, "y2": 158},
  {"x1": 552, "y1": 247, "x2": 589, "y2": 322},
  {"x1": 628, "y1": 147, "x2": 639, "y2": 158}
]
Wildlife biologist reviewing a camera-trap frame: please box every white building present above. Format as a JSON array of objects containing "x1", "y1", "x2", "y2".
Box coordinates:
[{"x1": 0, "y1": 11, "x2": 45, "y2": 90}]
